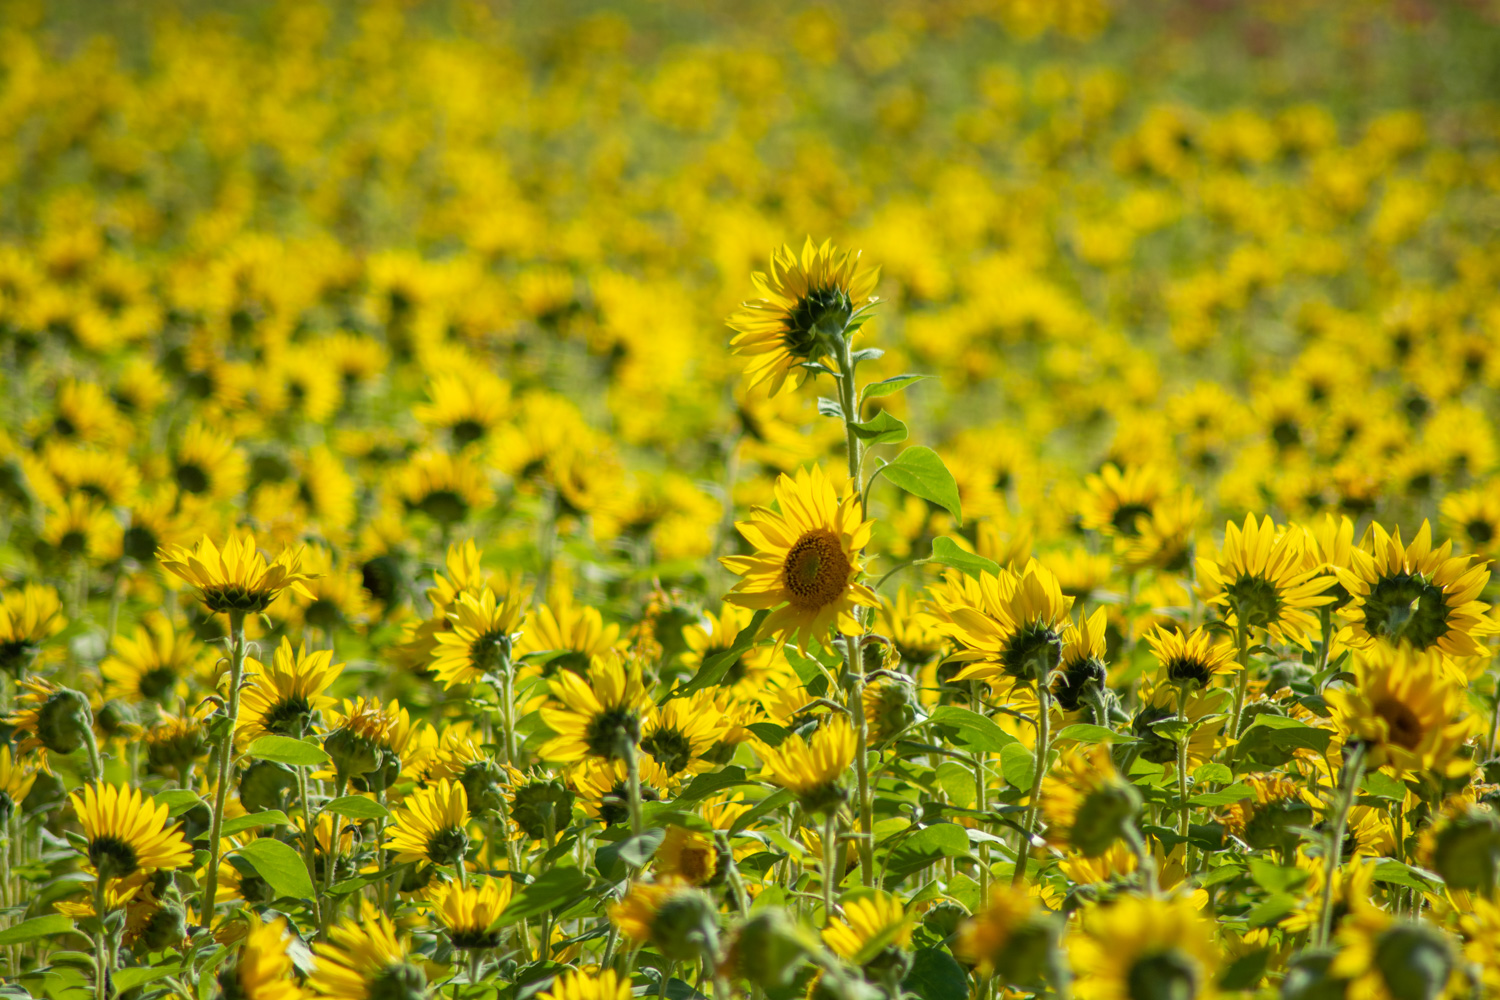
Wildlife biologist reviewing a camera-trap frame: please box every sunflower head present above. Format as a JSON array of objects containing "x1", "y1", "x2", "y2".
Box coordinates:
[
  {"x1": 505, "y1": 766, "x2": 575, "y2": 842},
  {"x1": 536, "y1": 969, "x2": 631, "y2": 1000},
  {"x1": 610, "y1": 879, "x2": 721, "y2": 963},
  {"x1": 1069, "y1": 895, "x2": 1220, "y2": 1000},
  {"x1": 385, "y1": 779, "x2": 471, "y2": 869},
  {"x1": 431, "y1": 587, "x2": 528, "y2": 690},
  {"x1": 655, "y1": 825, "x2": 722, "y2": 887},
  {"x1": 1196, "y1": 514, "x2": 1334, "y2": 647},
  {"x1": 955, "y1": 885, "x2": 1057, "y2": 987},
  {"x1": 1041, "y1": 745, "x2": 1140, "y2": 858},
  {"x1": 862, "y1": 676, "x2": 919, "y2": 743},
  {"x1": 538, "y1": 652, "x2": 652, "y2": 763},
  {"x1": 0, "y1": 584, "x2": 65, "y2": 676},
  {"x1": 1325, "y1": 644, "x2": 1476, "y2": 777},
  {"x1": 823, "y1": 890, "x2": 913, "y2": 971},
  {"x1": 1146, "y1": 625, "x2": 1237, "y2": 691},
  {"x1": 939, "y1": 560, "x2": 1073, "y2": 686},
  {"x1": 219, "y1": 913, "x2": 302, "y2": 1000},
  {"x1": 1056, "y1": 606, "x2": 1109, "y2": 714},
  {"x1": 309, "y1": 902, "x2": 426, "y2": 1000},
  {"x1": 160, "y1": 531, "x2": 315, "y2": 616},
  {"x1": 430, "y1": 876, "x2": 514, "y2": 951},
  {"x1": 70, "y1": 783, "x2": 192, "y2": 885},
  {"x1": 755, "y1": 715, "x2": 857, "y2": 815},
  {"x1": 236, "y1": 638, "x2": 344, "y2": 744}
]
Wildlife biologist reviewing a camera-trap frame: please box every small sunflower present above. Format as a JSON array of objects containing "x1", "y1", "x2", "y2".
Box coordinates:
[
  {"x1": 171, "y1": 421, "x2": 247, "y2": 500},
  {"x1": 1338, "y1": 520, "x2": 1498, "y2": 657},
  {"x1": 1054, "y1": 606, "x2": 1109, "y2": 714},
  {"x1": 1069, "y1": 895, "x2": 1220, "y2": 1000},
  {"x1": 160, "y1": 531, "x2": 315, "y2": 616},
  {"x1": 861, "y1": 676, "x2": 919, "y2": 743},
  {"x1": 101, "y1": 617, "x2": 207, "y2": 704},
  {"x1": 610, "y1": 879, "x2": 720, "y2": 962},
  {"x1": 236, "y1": 638, "x2": 344, "y2": 744},
  {"x1": 934, "y1": 560, "x2": 1073, "y2": 686},
  {"x1": 0, "y1": 583, "x2": 65, "y2": 677},
  {"x1": 1441, "y1": 486, "x2": 1500, "y2": 559},
  {"x1": 823, "y1": 891, "x2": 913, "y2": 964},
  {"x1": 386, "y1": 779, "x2": 471, "y2": 870},
  {"x1": 754, "y1": 714, "x2": 856, "y2": 814},
  {"x1": 0, "y1": 747, "x2": 37, "y2": 821},
  {"x1": 537, "y1": 653, "x2": 652, "y2": 763},
  {"x1": 413, "y1": 371, "x2": 512, "y2": 451},
  {"x1": 515, "y1": 594, "x2": 623, "y2": 689},
  {"x1": 681, "y1": 603, "x2": 793, "y2": 700},
  {"x1": 428, "y1": 876, "x2": 514, "y2": 950},
  {"x1": 570, "y1": 756, "x2": 674, "y2": 826},
  {"x1": 1146, "y1": 625, "x2": 1237, "y2": 690},
  {"x1": 639, "y1": 691, "x2": 726, "y2": 779},
  {"x1": 727, "y1": 237, "x2": 880, "y2": 397},
  {"x1": 1196, "y1": 514, "x2": 1335, "y2": 648},
  {"x1": 70, "y1": 783, "x2": 192, "y2": 884},
  {"x1": 308, "y1": 903, "x2": 426, "y2": 1000},
  {"x1": 1079, "y1": 463, "x2": 1170, "y2": 539},
  {"x1": 396, "y1": 449, "x2": 493, "y2": 527},
  {"x1": 721, "y1": 465, "x2": 877, "y2": 652},
  {"x1": 1325, "y1": 644, "x2": 1476, "y2": 777},
  {"x1": 224, "y1": 914, "x2": 304, "y2": 1000},
  {"x1": 144, "y1": 708, "x2": 210, "y2": 779},
  {"x1": 536, "y1": 969, "x2": 630, "y2": 1000},
  {"x1": 431, "y1": 588, "x2": 527, "y2": 689},
  {"x1": 655, "y1": 825, "x2": 719, "y2": 886}
]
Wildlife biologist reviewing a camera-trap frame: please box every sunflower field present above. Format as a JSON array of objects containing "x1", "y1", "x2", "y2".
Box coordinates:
[{"x1": 5, "y1": 0, "x2": 1500, "y2": 998}]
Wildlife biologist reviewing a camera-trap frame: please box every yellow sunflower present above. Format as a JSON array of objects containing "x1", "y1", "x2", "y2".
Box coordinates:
[
  {"x1": 1330, "y1": 867, "x2": 1460, "y2": 1000},
  {"x1": 1196, "y1": 514, "x2": 1335, "y2": 648},
  {"x1": 171, "y1": 421, "x2": 247, "y2": 500},
  {"x1": 639, "y1": 690, "x2": 726, "y2": 779},
  {"x1": 396, "y1": 449, "x2": 493, "y2": 527},
  {"x1": 1325, "y1": 644, "x2": 1476, "y2": 777},
  {"x1": 681, "y1": 603, "x2": 793, "y2": 700},
  {"x1": 536, "y1": 969, "x2": 630, "y2": 1000},
  {"x1": 431, "y1": 588, "x2": 528, "y2": 689},
  {"x1": 1146, "y1": 625, "x2": 1238, "y2": 690},
  {"x1": 609, "y1": 879, "x2": 720, "y2": 961},
  {"x1": 1441, "y1": 486, "x2": 1500, "y2": 559},
  {"x1": 932, "y1": 560, "x2": 1073, "y2": 686},
  {"x1": 70, "y1": 783, "x2": 192, "y2": 884},
  {"x1": 1039, "y1": 744, "x2": 1139, "y2": 857},
  {"x1": 101, "y1": 617, "x2": 208, "y2": 704},
  {"x1": 721, "y1": 465, "x2": 877, "y2": 651},
  {"x1": 570, "y1": 755, "x2": 676, "y2": 826},
  {"x1": 428, "y1": 876, "x2": 514, "y2": 950},
  {"x1": 0, "y1": 747, "x2": 37, "y2": 820},
  {"x1": 727, "y1": 237, "x2": 880, "y2": 397},
  {"x1": 1078, "y1": 463, "x2": 1170, "y2": 539},
  {"x1": 755, "y1": 714, "x2": 856, "y2": 814},
  {"x1": 823, "y1": 891, "x2": 913, "y2": 963},
  {"x1": 160, "y1": 531, "x2": 315, "y2": 616},
  {"x1": 1054, "y1": 606, "x2": 1109, "y2": 715},
  {"x1": 308, "y1": 902, "x2": 424, "y2": 1000},
  {"x1": 0, "y1": 583, "x2": 65, "y2": 677},
  {"x1": 1069, "y1": 895, "x2": 1220, "y2": 1000},
  {"x1": 228, "y1": 914, "x2": 304, "y2": 1000},
  {"x1": 236, "y1": 638, "x2": 344, "y2": 744},
  {"x1": 537, "y1": 652, "x2": 652, "y2": 762},
  {"x1": 955, "y1": 884, "x2": 1054, "y2": 980},
  {"x1": 1338, "y1": 520, "x2": 1498, "y2": 657},
  {"x1": 385, "y1": 779, "x2": 471, "y2": 869},
  {"x1": 655, "y1": 825, "x2": 719, "y2": 886}
]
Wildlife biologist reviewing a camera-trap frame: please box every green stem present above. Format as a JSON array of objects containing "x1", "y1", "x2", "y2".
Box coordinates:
[
  {"x1": 1177, "y1": 687, "x2": 1191, "y2": 851},
  {"x1": 294, "y1": 765, "x2": 322, "y2": 925},
  {"x1": 1226, "y1": 619, "x2": 1252, "y2": 744},
  {"x1": 822, "y1": 811, "x2": 839, "y2": 927},
  {"x1": 625, "y1": 744, "x2": 644, "y2": 839},
  {"x1": 1013, "y1": 677, "x2": 1051, "y2": 887},
  {"x1": 842, "y1": 632, "x2": 876, "y2": 887},
  {"x1": 971, "y1": 683, "x2": 990, "y2": 908},
  {"x1": 82, "y1": 721, "x2": 104, "y2": 785},
  {"x1": 1316, "y1": 744, "x2": 1365, "y2": 947},
  {"x1": 323, "y1": 774, "x2": 346, "y2": 932},
  {"x1": 200, "y1": 610, "x2": 246, "y2": 931},
  {"x1": 500, "y1": 659, "x2": 518, "y2": 767},
  {"x1": 93, "y1": 877, "x2": 110, "y2": 1000}
]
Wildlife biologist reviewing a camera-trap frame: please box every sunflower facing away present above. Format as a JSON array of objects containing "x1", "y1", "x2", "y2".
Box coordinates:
[
  {"x1": 307, "y1": 902, "x2": 425, "y2": 1000},
  {"x1": 431, "y1": 588, "x2": 528, "y2": 689},
  {"x1": 1068, "y1": 894, "x2": 1220, "y2": 1000},
  {"x1": 727, "y1": 237, "x2": 880, "y2": 397},
  {"x1": 160, "y1": 531, "x2": 315, "y2": 616},
  {"x1": 755, "y1": 714, "x2": 856, "y2": 814},
  {"x1": 1146, "y1": 625, "x2": 1238, "y2": 690},
  {"x1": 223, "y1": 913, "x2": 304, "y2": 1000},
  {"x1": 428, "y1": 876, "x2": 514, "y2": 950},
  {"x1": 386, "y1": 779, "x2": 471, "y2": 869},
  {"x1": 236, "y1": 638, "x2": 345, "y2": 744},
  {"x1": 1196, "y1": 514, "x2": 1335, "y2": 648},
  {"x1": 538, "y1": 652, "x2": 652, "y2": 763},
  {"x1": 639, "y1": 690, "x2": 726, "y2": 779},
  {"x1": 70, "y1": 783, "x2": 192, "y2": 884},
  {"x1": 721, "y1": 464, "x2": 877, "y2": 652},
  {"x1": 823, "y1": 890, "x2": 913, "y2": 964},
  {"x1": 933, "y1": 560, "x2": 1074, "y2": 686}
]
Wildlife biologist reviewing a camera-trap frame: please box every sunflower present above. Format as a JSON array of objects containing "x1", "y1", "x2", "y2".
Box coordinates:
[
  {"x1": 101, "y1": 617, "x2": 208, "y2": 704},
  {"x1": 934, "y1": 560, "x2": 1073, "y2": 686},
  {"x1": 1039, "y1": 744, "x2": 1139, "y2": 857},
  {"x1": 536, "y1": 969, "x2": 631, "y2": 1000},
  {"x1": 413, "y1": 371, "x2": 512, "y2": 451},
  {"x1": 1325, "y1": 644, "x2": 1476, "y2": 777},
  {"x1": 861, "y1": 676, "x2": 918, "y2": 743},
  {"x1": 1219, "y1": 774, "x2": 1320, "y2": 854},
  {"x1": 639, "y1": 690, "x2": 726, "y2": 779},
  {"x1": 396, "y1": 450, "x2": 493, "y2": 527},
  {"x1": 0, "y1": 746, "x2": 36, "y2": 821},
  {"x1": 264, "y1": 545, "x2": 368, "y2": 634},
  {"x1": 40, "y1": 494, "x2": 119, "y2": 560},
  {"x1": 1337, "y1": 520, "x2": 1498, "y2": 657},
  {"x1": 70, "y1": 783, "x2": 192, "y2": 883},
  {"x1": 570, "y1": 756, "x2": 674, "y2": 826},
  {"x1": 1054, "y1": 606, "x2": 1109, "y2": 714},
  {"x1": 428, "y1": 876, "x2": 514, "y2": 950},
  {"x1": 172, "y1": 421, "x2": 247, "y2": 500},
  {"x1": 726, "y1": 237, "x2": 880, "y2": 397},
  {"x1": 1079, "y1": 463, "x2": 1170, "y2": 538},
  {"x1": 537, "y1": 652, "x2": 652, "y2": 763},
  {"x1": 160, "y1": 532, "x2": 315, "y2": 616},
  {"x1": 655, "y1": 825, "x2": 719, "y2": 886},
  {"x1": 1196, "y1": 514, "x2": 1335, "y2": 647},
  {"x1": 610, "y1": 879, "x2": 720, "y2": 961},
  {"x1": 431, "y1": 588, "x2": 527, "y2": 689},
  {"x1": 1441, "y1": 486, "x2": 1500, "y2": 559},
  {"x1": 9, "y1": 676, "x2": 97, "y2": 772},
  {"x1": 515, "y1": 594, "x2": 623, "y2": 689},
  {"x1": 955, "y1": 885, "x2": 1056, "y2": 982},
  {"x1": 681, "y1": 603, "x2": 794, "y2": 700},
  {"x1": 322, "y1": 696, "x2": 399, "y2": 785},
  {"x1": 755, "y1": 714, "x2": 856, "y2": 814},
  {"x1": 0, "y1": 583, "x2": 65, "y2": 677},
  {"x1": 823, "y1": 891, "x2": 913, "y2": 963},
  {"x1": 1119, "y1": 488, "x2": 1202, "y2": 573},
  {"x1": 1069, "y1": 895, "x2": 1220, "y2": 1000},
  {"x1": 308, "y1": 902, "x2": 426, "y2": 1000},
  {"x1": 225, "y1": 914, "x2": 304, "y2": 1000},
  {"x1": 236, "y1": 638, "x2": 344, "y2": 744},
  {"x1": 1329, "y1": 870, "x2": 1459, "y2": 1000},
  {"x1": 1129, "y1": 681, "x2": 1229, "y2": 773},
  {"x1": 497, "y1": 765, "x2": 573, "y2": 841},
  {"x1": 874, "y1": 587, "x2": 944, "y2": 669},
  {"x1": 721, "y1": 465, "x2": 877, "y2": 652},
  {"x1": 1298, "y1": 513, "x2": 1357, "y2": 614},
  {"x1": 144, "y1": 708, "x2": 210, "y2": 779},
  {"x1": 1146, "y1": 625, "x2": 1237, "y2": 690},
  {"x1": 386, "y1": 779, "x2": 470, "y2": 870}
]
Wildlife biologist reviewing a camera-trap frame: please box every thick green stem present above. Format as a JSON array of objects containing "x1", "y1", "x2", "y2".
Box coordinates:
[
  {"x1": 500, "y1": 660, "x2": 519, "y2": 766},
  {"x1": 200, "y1": 610, "x2": 246, "y2": 931},
  {"x1": 1226, "y1": 619, "x2": 1252, "y2": 744},
  {"x1": 822, "y1": 811, "x2": 839, "y2": 927},
  {"x1": 1177, "y1": 687, "x2": 1191, "y2": 846},
  {"x1": 1316, "y1": 744, "x2": 1365, "y2": 947},
  {"x1": 971, "y1": 683, "x2": 990, "y2": 908},
  {"x1": 842, "y1": 632, "x2": 876, "y2": 887},
  {"x1": 93, "y1": 877, "x2": 110, "y2": 1000},
  {"x1": 625, "y1": 744, "x2": 644, "y2": 838},
  {"x1": 1013, "y1": 678, "x2": 1051, "y2": 887},
  {"x1": 294, "y1": 765, "x2": 322, "y2": 925}
]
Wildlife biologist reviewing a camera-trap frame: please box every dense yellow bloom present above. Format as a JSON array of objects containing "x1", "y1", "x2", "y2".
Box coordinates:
[
  {"x1": 308, "y1": 903, "x2": 422, "y2": 1000},
  {"x1": 1146, "y1": 625, "x2": 1237, "y2": 689},
  {"x1": 0, "y1": 583, "x2": 64, "y2": 675},
  {"x1": 754, "y1": 715, "x2": 856, "y2": 813},
  {"x1": 428, "y1": 877, "x2": 514, "y2": 950},
  {"x1": 231, "y1": 914, "x2": 305, "y2": 1000},
  {"x1": 933, "y1": 560, "x2": 1073, "y2": 685},
  {"x1": 538, "y1": 653, "x2": 652, "y2": 762},
  {"x1": 236, "y1": 638, "x2": 344, "y2": 744},
  {"x1": 536, "y1": 969, "x2": 630, "y2": 1000},
  {"x1": 431, "y1": 588, "x2": 527, "y2": 689},
  {"x1": 1325, "y1": 644, "x2": 1476, "y2": 777},
  {"x1": 101, "y1": 617, "x2": 207, "y2": 703},
  {"x1": 70, "y1": 783, "x2": 192, "y2": 883},
  {"x1": 160, "y1": 532, "x2": 315, "y2": 615}
]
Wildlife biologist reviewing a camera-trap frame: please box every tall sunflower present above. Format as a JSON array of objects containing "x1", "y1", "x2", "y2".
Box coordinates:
[
  {"x1": 386, "y1": 779, "x2": 471, "y2": 869},
  {"x1": 431, "y1": 588, "x2": 528, "y2": 689},
  {"x1": 1068, "y1": 895, "x2": 1220, "y2": 1000},
  {"x1": 932, "y1": 560, "x2": 1073, "y2": 686},
  {"x1": 1337, "y1": 520, "x2": 1498, "y2": 657},
  {"x1": 308, "y1": 903, "x2": 425, "y2": 1000},
  {"x1": 1195, "y1": 514, "x2": 1335, "y2": 648},
  {"x1": 755, "y1": 714, "x2": 856, "y2": 814},
  {"x1": 236, "y1": 638, "x2": 344, "y2": 744},
  {"x1": 570, "y1": 755, "x2": 675, "y2": 826},
  {"x1": 1325, "y1": 644, "x2": 1476, "y2": 777},
  {"x1": 537, "y1": 653, "x2": 652, "y2": 763},
  {"x1": 727, "y1": 238, "x2": 880, "y2": 397},
  {"x1": 70, "y1": 783, "x2": 192, "y2": 883},
  {"x1": 721, "y1": 465, "x2": 876, "y2": 651},
  {"x1": 160, "y1": 531, "x2": 315, "y2": 616}
]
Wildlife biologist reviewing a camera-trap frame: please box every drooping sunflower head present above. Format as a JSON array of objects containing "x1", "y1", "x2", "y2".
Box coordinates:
[
  {"x1": 431, "y1": 588, "x2": 527, "y2": 690},
  {"x1": 1196, "y1": 514, "x2": 1335, "y2": 647},
  {"x1": 639, "y1": 691, "x2": 726, "y2": 778},
  {"x1": 428, "y1": 876, "x2": 514, "y2": 951},
  {"x1": 754, "y1": 714, "x2": 856, "y2": 815},
  {"x1": 721, "y1": 464, "x2": 877, "y2": 652},
  {"x1": 385, "y1": 779, "x2": 471, "y2": 870},
  {"x1": 1068, "y1": 895, "x2": 1220, "y2": 1000},
  {"x1": 1338, "y1": 520, "x2": 1499, "y2": 657},
  {"x1": 823, "y1": 890, "x2": 913, "y2": 966},
  {"x1": 8, "y1": 675, "x2": 96, "y2": 769},
  {"x1": 160, "y1": 531, "x2": 315, "y2": 616},
  {"x1": 219, "y1": 913, "x2": 304, "y2": 1000},
  {"x1": 1146, "y1": 625, "x2": 1237, "y2": 691},
  {"x1": 0, "y1": 583, "x2": 65, "y2": 677},
  {"x1": 307, "y1": 902, "x2": 426, "y2": 1000},
  {"x1": 1325, "y1": 643, "x2": 1476, "y2": 777},
  {"x1": 538, "y1": 652, "x2": 652, "y2": 763},
  {"x1": 501, "y1": 765, "x2": 575, "y2": 841},
  {"x1": 144, "y1": 708, "x2": 210, "y2": 778},
  {"x1": 727, "y1": 238, "x2": 880, "y2": 397},
  {"x1": 236, "y1": 637, "x2": 344, "y2": 744},
  {"x1": 861, "y1": 676, "x2": 919, "y2": 744},
  {"x1": 938, "y1": 560, "x2": 1073, "y2": 686},
  {"x1": 322, "y1": 696, "x2": 399, "y2": 784},
  {"x1": 610, "y1": 879, "x2": 721, "y2": 963},
  {"x1": 69, "y1": 783, "x2": 192, "y2": 884}
]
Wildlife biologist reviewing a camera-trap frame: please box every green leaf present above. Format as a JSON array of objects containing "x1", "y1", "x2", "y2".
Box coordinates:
[
  {"x1": 1219, "y1": 949, "x2": 1270, "y2": 991},
  {"x1": 1056, "y1": 724, "x2": 1127, "y2": 744},
  {"x1": 1372, "y1": 859, "x2": 1444, "y2": 892},
  {"x1": 675, "y1": 609, "x2": 770, "y2": 697},
  {"x1": 928, "y1": 707, "x2": 1018, "y2": 753},
  {"x1": 849, "y1": 347, "x2": 884, "y2": 364},
  {"x1": 156, "y1": 789, "x2": 206, "y2": 818},
  {"x1": 246, "y1": 735, "x2": 330, "y2": 768},
  {"x1": 231, "y1": 838, "x2": 315, "y2": 901},
  {"x1": 731, "y1": 789, "x2": 794, "y2": 835},
  {"x1": 1192, "y1": 763, "x2": 1233, "y2": 784},
  {"x1": 595, "y1": 829, "x2": 666, "y2": 881},
  {"x1": 1237, "y1": 715, "x2": 1333, "y2": 756},
  {"x1": 112, "y1": 968, "x2": 180, "y2": 993},
  {"x1": 675, "y1": 767, "x2": 749, "y2": 805},
  {"x1": 885, "y1": 824, "x2": 971, "y2": 883},
  {"x1": 1149, "y1": 719, "x2": 1194, "y2": 743},
  {"x1": 1190, "y1": 783, "x2": 1256, "y2": 807},
  {"x1": 861, "y1": 374, "x2": 934, "y2": 405},
  {"x1": 934, "y1": 761, "x2": 977, "y2": 809},
  {"x1": 1361, "y1": 771, "x2": 1408, "y2": 801},
  {"x1": 904, "y1": 949, "x2": 968, "y2": 997},
  {"x1": 326, "y1": 796, "x2": 390, "y2": 820},
  {"x1": 873, "y1": 446, "x2": 962, "y2": 524},
  {"x1": 928, "y1": 537, "x2": 999, "y2": 579},
  {"x1": 220, "y1": 810, "x2": 291, "y2": 837},
  {"x1": 851, "y1": 410, "x2": 907, "y2": 445},
  {"x1": 498, "y1": 867, "x2": 593, "y2": 925},
  {"x1": 1247, "y1": 859, "x2": 1309, "y2": 895},
  {"x1": 816, "y1": 397, "x2": 844, "y2": 419},
  {"x1": 0, "y1": 915, "x2": 72, "y2": 946},
  {"x1": 1000, "y1": 743, "x2": 1035, "y2": 789}
]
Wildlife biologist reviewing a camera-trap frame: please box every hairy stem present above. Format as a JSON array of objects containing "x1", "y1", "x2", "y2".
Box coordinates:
[{"x1": 200, "y1": 610, "x2": 246, "y2": 931}]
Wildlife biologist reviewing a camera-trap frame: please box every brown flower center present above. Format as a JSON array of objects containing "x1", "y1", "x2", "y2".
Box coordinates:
[
  {"x1": 783, "y1": 529, "x2": 851, "y2": 610},
  {"x1": 1373, "y1": 696, "x2": 1424, "y2": 750}
]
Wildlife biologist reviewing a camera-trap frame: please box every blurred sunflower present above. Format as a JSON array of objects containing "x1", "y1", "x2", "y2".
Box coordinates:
[
  {"x1": 755, "y1": 714, "x2": 856, "y2": 814},
  {"x1": 639, "y1": 691, "x2": 725, "y2": 778},
  {"x1": 823, "y1": 891, "x2": 912, "y2": 964},
  {"x1": 1069, "y1": 895, "x2": 1219, "y2": 1000},
  {"x1": 1146, "y1": 625, "x2": 1237, "y2": 690},
  {"x1": 308, "y1": 903, "x2": 425, "y2": 1000},
  {"x1": 431, "y1": 588, "x2": 527, "y2": 689},
  {"x1": 101, "y1": 617, "x2": 207, "y2": 704},
  {"x1": 1325, "y1": 644, "x2": 1475, "y2": 777},
  {"x1": 536, "y1": 969, "x2": 630, "y2": 1000},
  {"x1": 224, "y1": 914, "x2": 304, "y2": 1000},
  {"x1": 429, "y1": 876, "x2": 513, "y2": 950}
]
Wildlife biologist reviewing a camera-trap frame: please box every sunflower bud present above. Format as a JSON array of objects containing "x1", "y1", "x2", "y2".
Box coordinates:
[
  {"x1": 238, "y1": 760, "x2": 297, "y2": 813},
  {"x1": 862, "y1": 678, "x2": 918, "y2": 743},
  {"x1": 324, "y1": 726, "x2": 383, "y2": 782},
  {"x1": 1070, "y1": 783, "x2": 1141, "y2": 857},
  {"x1": 138, "y1": 899, "x2": 188, "y2": 951},
  {"x1": 368, "y1": 963, "x2": 427, "y2": 1000},
  {"x1": 509, "y1": 776, "x2": 574, "y2": 839},
  {"x1": 36, "y1": 687, "x2": 93, "y2": 755},
  {"x1": 1126, "y1": 949, "x2": 1201, "y2": 1000},
  {"x1": 94, "y1": 698, "x2": 138, "y2": 739},
  {"x1": 921, "y1": 900, "x2": 968, "y2": 943},
  {"x1": 1431, "y1": 810, "x2": 1500, "y2": 894},
  {"x1": 650, "y1": 889, "x2": 721, "y2": 963},
  {"x1": 1372, "y1": 924, "x2": 1452, "y2": 1000},
  {"x1": 727, "y1": 908, "x2": 810, "y2": 991}
]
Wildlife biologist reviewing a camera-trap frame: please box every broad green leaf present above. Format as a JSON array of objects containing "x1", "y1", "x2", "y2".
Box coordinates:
[
  {"x1": 860, "y1": 374, "x2": 934, "y2": 405},
  {"x1": 246, "y1": 735, "x2": 330, "y2": 768},
  {"x1": 929, "y1": 537, "x2": 999, "y2": 579},
  {"x1": 595, "y1": 829, "x2": 666, "y2": 881},
  {"x1": 676, "y1": 766, "x2": 749, "y2": 805},
  {"x1": 1372, "y1": 859, "x2": 1444, "y2": 892},
  {"x1": 0, "y1": 915, "x2": 72, "y2": 946},
  {"x1": 221, "y1": 810, "x2": 291, "y2": 837},
  {"x1": 1247, "y1": 859, "x2": 1309, "y2": 895},
  {"x1": 325, "y1": 795, "x2": 390, "y2": 820},
  {"x1": 1190, "y1": 783, "x2": 1256, "y2": 807},
  {"x1": 231, "y1": 838, "x2": 315, "y2": 900},
  {"x1": 498, "y1": 867, "x2": 593, "y2": 925},
  {"x1": 675, "y1": 609, "x2": 770, "y2": 697},
  {"x1": 874, "y1": 446, "x2": 962, "y2": 524},
  {"x1": 156, "y1": 789, "x2": 206, "y2": 817},
  {"x1": 1000, "y1": 742, "x2": 1035, "y2": 789},
  {"x1": 1193, "y1": 763, "x2": 1233, "y2": 784},
  {"x1": 904, "y1": 949, "x2": 969, "y2": 997},
  {"x1": 851, "y1": 410, "x2": 907, "y2": 445},
  {"x1": 934, "y1": 761, "x2": 976, "y2": 809},
  {"x1": 1237, "y1": 715, "x2": 1333, "y2": 756},
  {"x1": 1056, "y1": 723, "x2": 1127, "y2": 744},
  {"x1": 112, "y1": 968, "x2": 180, "y2": 993},
  {"x1": 1360, "y1": 772, "x2": 1408, "y2": 801},
  {"x1": 928, "y1": 706, "x2": 1018, "y2": 753},
  {"x1": 885, "y1": 824, "x2": 971, "y2": 882}
]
